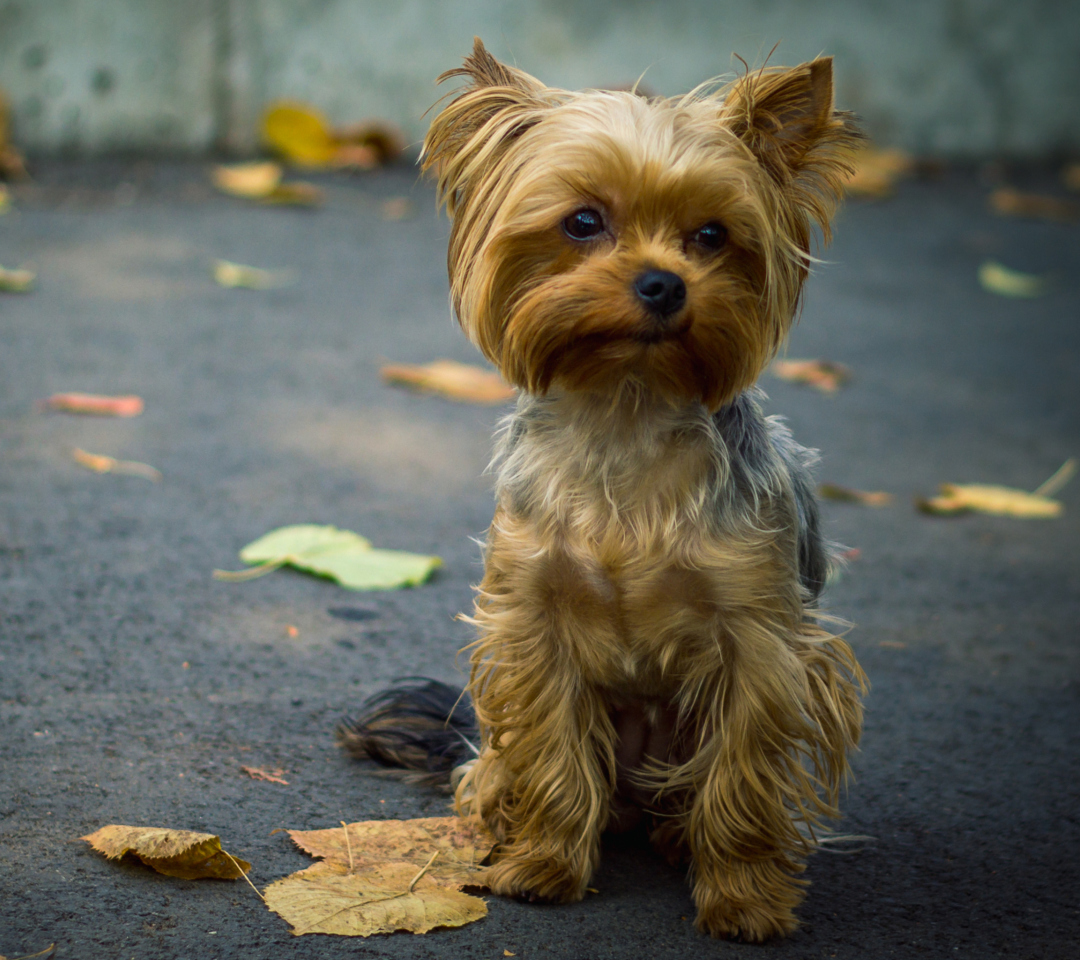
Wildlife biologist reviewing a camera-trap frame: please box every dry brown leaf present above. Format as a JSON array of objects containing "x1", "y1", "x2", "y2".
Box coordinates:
[
  {"x1": 819, "y1": 484, "x2": 894, "y2": 507},
  {"x1": 81, "y1": 825, "x2": 251, "y2": 880},
  {"x1": 843, "y1": 146, "x2": 915, "y2": 198},
  {"x1": 43, "y1": 393, "x2": 144, "y2": 417},
  {"x1": 264, "y1": 860, "x2": 487, "y2": 937},
  {"x1": 380, "y1": 197, "x2": 414, "y2": 221},
  {"x1": 771, "y1": 359, "x2": 851, "y2": 393},
  {"x1": 262, "y1": 103, "x2": 404, "y2": 170},
  {"x1": 288, "y1": 816, "x2": 495, "y2": 888},
  {"x1": 1064, "y1": 163, "x2": 1080, "y2": 192},
  {"x1": 72, "y1": 448, "x2": 161, "y2": 481},
  {"x1": 990, "y1": 187, "x2": 1079, "y2": 222},
  {"x1": 0, "y1": 264, "x2": 34, "y2": 291},
  {"x1": 381, "y1": 359, "x2": 515, "y2": 404},
  {"x1": 242, "y1": 765, "x2": 289, "y2": 785}
]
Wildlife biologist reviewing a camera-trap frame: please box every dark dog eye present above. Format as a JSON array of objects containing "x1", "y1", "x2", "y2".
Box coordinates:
[
  {"x1": 692, "y1": 222, "x2": 727, "y2": 251},
  {"x1": 563, "y1": 209, "x2": 605, "y2": 240}
]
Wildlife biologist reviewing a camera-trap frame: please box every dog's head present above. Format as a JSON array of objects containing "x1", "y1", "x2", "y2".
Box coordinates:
[{"x1": 424, "y1": 39, "x2": 861, "y2": 410}]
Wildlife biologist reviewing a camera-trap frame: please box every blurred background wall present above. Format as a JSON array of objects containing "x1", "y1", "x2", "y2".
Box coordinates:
[{"x1": 1, "y1": 0, "x2": 1078, "y2": 158}]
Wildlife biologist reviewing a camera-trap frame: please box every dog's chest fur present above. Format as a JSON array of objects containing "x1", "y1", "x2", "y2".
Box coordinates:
[{"x1": 490, "y1": 390, "x2": 799, "y2": 703}]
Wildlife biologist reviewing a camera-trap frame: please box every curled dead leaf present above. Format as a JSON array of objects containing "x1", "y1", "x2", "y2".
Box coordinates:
[
  {"x1": 819, "y1": 484, "x2": 894, "y2": 507},
  {"x1": 72, "y1": 448, "x2": 162, "y2": 481},
  {"x1": 81, "y1": 825, "x2": 250, "y2": 880},
  {"x1": 43, "y1": 393, "x2": 144, "y2": 417},
  {"x1": 843, "y1": 146, "x2": 915, "y2": 198},
  {"x1": 381, "y1": 359, "x2": 515, "y2": 404},
  {"x1": 771, "y1": 359, "x2": 851, "y2": 393},
  {"x1": 990, "y1": 187, "x2": 1079, "y2": 222}
]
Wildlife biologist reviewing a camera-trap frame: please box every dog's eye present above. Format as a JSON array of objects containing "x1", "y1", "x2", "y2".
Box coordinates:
[
  {"x1": 691, "y1": 222, "x2": 727, "y2": 251},
  {"x1": 562, "y1": 209, "x2": 605, "y2": 241}
]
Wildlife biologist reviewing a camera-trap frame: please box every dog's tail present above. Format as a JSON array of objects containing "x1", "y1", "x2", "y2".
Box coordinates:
[{"x1": 337, "y1": 678, "x2": 478, "y2": 787}]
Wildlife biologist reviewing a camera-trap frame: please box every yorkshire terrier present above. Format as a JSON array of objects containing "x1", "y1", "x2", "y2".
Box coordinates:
[{"x1": 341, "y1": 39, "x2": 867, "y2": 941}]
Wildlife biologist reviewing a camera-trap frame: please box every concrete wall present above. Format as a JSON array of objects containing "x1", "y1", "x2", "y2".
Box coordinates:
[{"x1": 2, "y1": 0, "x2": 1078, "y2": 158}]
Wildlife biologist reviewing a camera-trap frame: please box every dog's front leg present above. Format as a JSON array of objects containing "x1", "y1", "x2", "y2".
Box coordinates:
[{"x1": 456, "y1": 511, "x2": 617, "y2": 903}]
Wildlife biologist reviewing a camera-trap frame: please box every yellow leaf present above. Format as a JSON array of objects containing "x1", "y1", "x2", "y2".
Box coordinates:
[
  {"x1": 81, "y1": 825, "x2": 251, "y2": 880},
  {"x1": 288, "y1": 816, "x2": 495, "y2": 887},
  {"x1": 978, "y1": 261, "x2": 1046, "y2": 298},
  {"x1": 818, "y1": 484, "x2": 894, "y2": 506},
  {"x1": 212, "y1": 161, "x2": 283, "y2": 198},
  {"x1": 843, "y1": 146, "x2": 915, "y2": 198},
  {"x1": 263, "y1": 103, "x2": 337, "y2": 168},
  {"x1": 0, "y1": 264, "x2": 34, "y2": 292},
  {"x1": 265, "y1": 860, "x2": 487, "y2": 936},
  {"x1": 381, "y1": 359, "x2": 515, "y2": 404},
  {"x1": 213, "y1": 259, "x2": 295, "y2": 290},
  {"x1": 917, "y1": 484, "x2": 1062, "y2": 518},
  {"x1": 770, "y1": 359, "x2": 851, "y2": 393}
]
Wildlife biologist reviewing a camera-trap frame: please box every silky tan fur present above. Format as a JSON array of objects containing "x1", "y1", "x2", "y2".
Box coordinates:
[{"x1": 424, "y1": 39, "x2": 867, "y2": 941}]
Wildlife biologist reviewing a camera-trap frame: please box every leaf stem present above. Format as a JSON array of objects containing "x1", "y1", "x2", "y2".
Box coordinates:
[
  {"x1": 407, "y1": 850, "x2": 440, "y2": 892},
  {"x1": 212, "y1": 560, "x2": 286, "y2": 582}
]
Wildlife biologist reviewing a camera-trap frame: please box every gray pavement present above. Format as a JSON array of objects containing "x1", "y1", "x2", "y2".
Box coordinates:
[{"x1": 0, "y1": 160, "x2": 1078, "y2": 959}]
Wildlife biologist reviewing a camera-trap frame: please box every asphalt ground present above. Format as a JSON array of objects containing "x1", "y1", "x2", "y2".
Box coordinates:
[{"x1": 0, "y1": 159, "x2": 1077, "y2": 960}]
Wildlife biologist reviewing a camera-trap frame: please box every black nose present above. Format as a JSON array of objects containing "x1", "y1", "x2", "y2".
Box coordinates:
[{"x1": 634, "y1": 269, "x2": 686, "y2": 317}]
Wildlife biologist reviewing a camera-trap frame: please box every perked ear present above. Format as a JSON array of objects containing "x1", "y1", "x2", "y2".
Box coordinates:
[
  {"x1": 723, "y1": 57, "x2": 861, "y2": 179},
  {"x1": 422, "y1": 38, "x2": 553, "y2": 216}
]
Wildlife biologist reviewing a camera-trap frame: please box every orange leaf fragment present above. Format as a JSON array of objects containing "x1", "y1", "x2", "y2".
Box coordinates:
[
  {"x1": 989, "y1": 187, "x2": 1078, "y2": 222},
  {"x1": 212, "y1": 161, "x2": 283, "y2": 198},
  {"x1": 771, "y1": 359, "x2": 851, "y2": 393},
  {"x1": 242, "y1": 765, "x2": 290, "y2": 785},
  {"x1": 819, "y1": 484, "x2": 894, "y2": 507},
  {"x1": 843, "y1": 146, "x2": 915, "y2": 198},
  {"x1": 44, "y1": 393, "x2": 144, "y2": 417},
  {"x1": 381, "y1": 359, "x2": 515, "y2": 404},
  {"x1": 72, "y1": 448, "x2": 161, "y2": 481}
]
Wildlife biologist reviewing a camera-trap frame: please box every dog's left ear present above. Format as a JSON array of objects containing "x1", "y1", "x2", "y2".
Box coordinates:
[{"x1": 723, "y1": 58, "x2": 860, "y2": 180}]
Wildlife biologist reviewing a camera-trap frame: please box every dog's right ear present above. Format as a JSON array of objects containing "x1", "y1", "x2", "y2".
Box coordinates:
[{"x1": 423, "y1": 38, "x2": 553, "y2": 216}]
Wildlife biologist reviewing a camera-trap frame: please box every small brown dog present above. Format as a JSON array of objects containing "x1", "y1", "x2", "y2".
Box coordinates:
[{"x1": 344, "y1": 39, "x2": 867, "y2": 941}]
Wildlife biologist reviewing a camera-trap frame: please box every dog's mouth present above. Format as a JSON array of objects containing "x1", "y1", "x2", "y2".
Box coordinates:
[{"x1": 633, "y1": 313, "x2": 693, "y2": 345}]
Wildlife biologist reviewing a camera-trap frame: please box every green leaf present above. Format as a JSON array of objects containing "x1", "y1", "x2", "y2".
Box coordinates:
[{"x1": 220, "y1": 524, "x2": 440, "y2": 590}]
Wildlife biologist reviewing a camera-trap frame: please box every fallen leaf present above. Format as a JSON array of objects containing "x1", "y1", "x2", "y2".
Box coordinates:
[
  {"x1": 505, "y1": 952, "x2": 517, "y2": 957},
  {"x1": 989, "y1": 187, "x2": 1079, "y2": 222},
  {"x1": 212, "y1": 161, "x2": 283, "y2": 198},
  {"x1": 1064, "y1": 162, "x2": 1080, "y2": 192},
  {"x1": 381, "y1": 197, "x2": 414, "y2": 221},
  {"x1": 211, "y1": 162, "x2": 322, "y2": 205},
  {"x1": 978, "y1": 260, "x2": 1046, "y2": 298},
  {"x1": 916, "y1": 460, "x2": 1075, "y2": 519},
  {"x1": 242, "y1": 765, "x2": 289, "y2": 785},
  {"x1": 72, "y1": 448, "x2": 162, "y2": 481},
  {"x1": 262, "y1": 102, "x2": 405, "y2": 170},
  {"x1": 288, "y1": 816, "x2": 495, "y2": 887},
  {"x1": 770, "y1": 359, "x2": 851, "y2": 393},
  {"x1": 265, "y1": 860, "x2": 487, "y2": 936},
  {"x1": 0, "y1": 184, "x2": 10, "y2": 214},
  {"x1": 43, "y1": 393, "x2": 144, "y2": 417},
  {"x1": 0, "y1": 90, "x2": 28, "y2": 180},
  {"x1": 214, "y1": 523, "x2": 441, "y2": 590},
  {"x1": 81, "y1": 825, "x2": 251, "y2": 880},
  {"x1": 381, "y1": 359, "x2": 515, "y2": 404},
  {"x1": 843, "y1": 146, "x2": 915, "y2": 198},
  {"x1": 213, "y1": 259, "x2": 295, "y2": 290},
  {"x1": 265, "y1": 816, "x2": 496, "y2": 937},
  {"x1": 819, "y1": 484, "x2": 894, "y2": 507},
  {"x1": 0, "y1": 264, "x2": 34, "y2": 291}
]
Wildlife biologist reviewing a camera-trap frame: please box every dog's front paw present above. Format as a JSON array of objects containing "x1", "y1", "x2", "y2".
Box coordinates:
[
  {"x1": 692, "y1": 858, "x2": 803, "y2": 941},
  {"x1": 484, "y1": 852, "x2": 588, "y2": 904}
]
